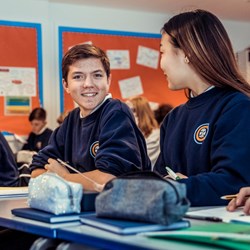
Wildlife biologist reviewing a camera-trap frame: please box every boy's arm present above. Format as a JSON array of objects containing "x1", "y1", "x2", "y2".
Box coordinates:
[
  {"x1": 31, "y1": 168, "x2": 46, "y2": 178},
  {"x1": 64, "y1": 170, "x2": 115, "y2": 192},
  {"x1": 44, "y1": 158, "x2": 115, "y2": 192}
]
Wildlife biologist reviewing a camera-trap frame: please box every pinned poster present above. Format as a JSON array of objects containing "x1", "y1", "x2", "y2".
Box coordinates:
[
  {"x1": 118, "y1": 76, "x2": 143, "y2": 99},
  {"x1": 0, "y1": 67, "x2": 36, "y2": 96},
  {"x1": 136, "y1": 45, "x2": 160, "y2": 69},
  {"x1": 106, "y1": 50, "x2": 130, "y2": 69},
  {"x1": 5, "y1": 96, "x2": 31, "y2": 115}
]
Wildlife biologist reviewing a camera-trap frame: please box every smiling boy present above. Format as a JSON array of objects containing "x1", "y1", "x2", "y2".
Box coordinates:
[{"x1": 30, "y1": 44, "x2": 150, "y2": 191}]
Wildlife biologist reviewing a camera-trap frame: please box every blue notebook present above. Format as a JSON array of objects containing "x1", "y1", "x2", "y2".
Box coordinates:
[
  {"x1": 80, "y1": 214, "x2": 190, "y2": 235},
  {"x1": 12, "y1": 207, "x2": 93, "y2": 224}
]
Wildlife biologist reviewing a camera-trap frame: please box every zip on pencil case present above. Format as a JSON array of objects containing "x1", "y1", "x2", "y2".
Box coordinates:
[{"x1": 95, "y1": 171, "x2": 190, "y2": 225}]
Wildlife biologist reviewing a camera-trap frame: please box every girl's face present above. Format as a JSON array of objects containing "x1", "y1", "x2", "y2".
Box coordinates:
[
  {"x1": 63, "y1": 58, "x2": 111, "y2": 117},
  {"x1": 160, "y1": 33, "x2": 191, "y2": 91}
]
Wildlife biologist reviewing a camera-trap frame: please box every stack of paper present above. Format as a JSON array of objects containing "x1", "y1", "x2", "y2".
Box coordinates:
[
  {"x1": 0, "y1": 186, "x2": 28, "y2": 198},
  {"x1": 231, "y1": 216, "x2": 250, "y2": 225},
  {"x1": 185, "y1": 206, "x2": 247, "y2": 223}
]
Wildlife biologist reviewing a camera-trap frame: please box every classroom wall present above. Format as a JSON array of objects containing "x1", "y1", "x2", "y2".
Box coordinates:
[{"x1": 0, "y1": 0, "x2": 250, "y2": 132}]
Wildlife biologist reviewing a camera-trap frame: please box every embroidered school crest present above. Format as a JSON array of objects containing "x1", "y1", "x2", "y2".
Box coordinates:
[
  {"x1": 90, "y1": 141, "x2": 99, "y2": 158},
  {"x1": 194, "y1": 123, "x2": 209, "y2": 144}
]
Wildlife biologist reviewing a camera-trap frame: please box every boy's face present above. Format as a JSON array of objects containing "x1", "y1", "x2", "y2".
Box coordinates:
[
  {"x1": 63, "y1": 58, "x2": 111, "y2": 117},
  {"x1": 30, "y1": 119, "x2": 46, "y2": 134}
]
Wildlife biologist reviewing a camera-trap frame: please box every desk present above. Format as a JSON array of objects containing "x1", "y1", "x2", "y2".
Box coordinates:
[
  {"x1": 0, "y1": 198, "x2": 222, "y2": 250},
  {"x1": 57, "y1": 224, "x2": 215, "y2": 250},
  {"x1": 0, "y1": 198, "x2": 80, "y2": 238}
]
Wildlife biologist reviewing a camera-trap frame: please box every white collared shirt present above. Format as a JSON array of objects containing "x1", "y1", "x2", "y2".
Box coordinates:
[{"x1": 190, "y1": 85, "x2": 215, "y2": 98}]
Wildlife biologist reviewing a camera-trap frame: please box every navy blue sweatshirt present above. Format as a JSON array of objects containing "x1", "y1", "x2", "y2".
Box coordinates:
[
  {"x1": 0, "y1": 132, "x2": 19, "y2": 186},
  {"x1": 154, "y1": 87, "x2": 250, "y2": 206},
  {"x1": 22, "y1": 128, "x2": 53, "y2": 152},
  {"x1": 30, "y1": 98, "x2": 151, "y2": 175}
]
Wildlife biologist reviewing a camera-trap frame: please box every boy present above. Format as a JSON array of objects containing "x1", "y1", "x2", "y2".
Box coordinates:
[
  {"x1": 22, "y1": 107, "x2": 53, "y2": 152},
  {"x1": 30, "y1": 44, "x2": 151, "y2": 191}
]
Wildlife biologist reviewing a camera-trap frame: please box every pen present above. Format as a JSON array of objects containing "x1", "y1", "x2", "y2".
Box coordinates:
[
  {"x1": 185, "y1": 214, "x2": 223, "y2": 222},
  {"x1": 220, "y1": 194, "x2": 250, "y2": 200},
  {"x1": 56, "y1": 158, "x2": 104, "y2": 192},
  {"x1": 165, "y1": 166, "x2": 181, "y2": 180},
  {"x1": 57, "y1": 158, "x2": 83, "y2": 175}
]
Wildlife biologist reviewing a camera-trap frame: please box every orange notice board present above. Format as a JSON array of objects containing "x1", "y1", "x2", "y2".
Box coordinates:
[
  {"x1": 59, "y1": 27, "x2": 187, "y2": 112},
  {"x1": 0, "y1": 20, "x2": 43, "y2": 135}
]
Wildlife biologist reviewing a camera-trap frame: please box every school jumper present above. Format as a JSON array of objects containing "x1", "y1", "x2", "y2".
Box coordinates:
[
  {"x1": 154, "y1": 87, "x2": 250, "y2": 206},
  {"x1": 0, "y1": 132, "x2": 19, "y2": 186},
  {"x1": 22, "y1": 128, "x2": 53, "y2": 152},
  {"x1": 30, "y1": 98, "x2": 151, "y2": 175}
]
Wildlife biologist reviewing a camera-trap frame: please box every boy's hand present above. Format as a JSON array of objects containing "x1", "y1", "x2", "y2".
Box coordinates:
[{"x1": 44, "y1": 158, "x2": 69, "y2": 178}]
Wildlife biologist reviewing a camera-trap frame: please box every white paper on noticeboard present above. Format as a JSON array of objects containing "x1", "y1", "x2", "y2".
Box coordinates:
[
  {"x1": 0, "y1": 66, "x2": 36, "y2": 96},
  {"x1": 136, "y1": 45, "x2": 160, "y2": 69},
  {"x1": 107, "y1": 50, "x2": 130, "y2": 69},
  {"x1": 118, "y1": 76, "x2": 144, "y2": 99}
]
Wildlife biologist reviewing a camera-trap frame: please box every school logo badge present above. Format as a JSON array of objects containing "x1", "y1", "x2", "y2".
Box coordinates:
[
  {"x1": 90, "y1": 141, "x2": 99, "y2": 158},
  {"x1": 194, "y1": 123, "x2": 209, "y2": 144}
]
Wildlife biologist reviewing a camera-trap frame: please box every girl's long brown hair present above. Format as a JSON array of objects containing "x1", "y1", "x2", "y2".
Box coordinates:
[{"x1": 128, "y1": 96, "x2": 158, "y2": 138}]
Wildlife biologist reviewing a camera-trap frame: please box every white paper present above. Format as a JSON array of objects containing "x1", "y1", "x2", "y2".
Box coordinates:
[
  {"x1": 231, "y1": 216, "x2": 250, "y2": 224},
  {"x1": 107, "y1": 50, "x2": 130, "y2": 69},
  {"x1": 136, "y1": 45, "x2": 160, "y2": 69},
  {"x1": 0, "y1": 186, "x2": 28, "y2": 197},
  {"x1": 0, "y1": 67, "x2": 36, "y2": 96},
  {"x1": 118, "y1": 76, "x2": 144, "y2": 99},
  {"x1": 186, "y1": 206, "x2": 245, "y2": 223}
]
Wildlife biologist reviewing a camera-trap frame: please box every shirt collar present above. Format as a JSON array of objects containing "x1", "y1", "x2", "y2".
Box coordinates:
[
  {"x1": 190, "y1": 85, "x2": 215, "y2": 98},
  {"x1": 35, "y1": 126, "x2": 47, "y2": 135}
]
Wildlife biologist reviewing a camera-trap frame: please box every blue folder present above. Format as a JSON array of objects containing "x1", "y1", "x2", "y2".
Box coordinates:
[
  {"x1": 12, "y1": 207, "x2": 93, "y2": 224},
  {"x1": 80, "y1": 214, "x2": 190, "y2": 235}
]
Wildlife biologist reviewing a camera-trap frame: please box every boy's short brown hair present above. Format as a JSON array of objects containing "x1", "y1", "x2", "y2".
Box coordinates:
[{"x1": 62, "y1": 44, "x2": 110, "y2": 81}]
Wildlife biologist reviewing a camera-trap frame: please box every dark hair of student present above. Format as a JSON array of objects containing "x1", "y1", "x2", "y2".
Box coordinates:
[
  {"x1": 161, "y1": 9, "x2": 250, "y2": 98},
  {"x1": 62, "y1": 44, "x2": 111, "y2": 81},
  {"x1": 29, "y1": 107, "x2": 46, "y2": 122},
  {"x1": 128, "y1": 96, "x2": 158, "y2": 138},
  {"x1": 154, "y1": 103, "x2": 173, "y2": 125}
]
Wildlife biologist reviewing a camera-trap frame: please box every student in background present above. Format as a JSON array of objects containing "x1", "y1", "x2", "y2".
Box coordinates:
[
  {"x1": 154, "y1": 103, "x2": 173, "y2": 125},
  {"x1": 154, "y1": 9, "x2": 250, "y2": 206},
  {"x1": 56, "y1": 110, "x2": 69, "y2": 126},
  {"x1": 0, "y1": 132, "x2": 19, "y2": 186},
  {"x1": 227, "y1": 187, "x2": 250, "y2": 215},
  {"x1": 126, "y1": 96, "x2": 160, "y2": 168},
  {"x1": 30, "y1": 44, "x2": 151, "y2": 191},
  {"x1": 22, "y1": 107, "x2": 53, "y2": 152},
  {"x1": 0, "y1": 133, "x2": 36, "y2": 249}
]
